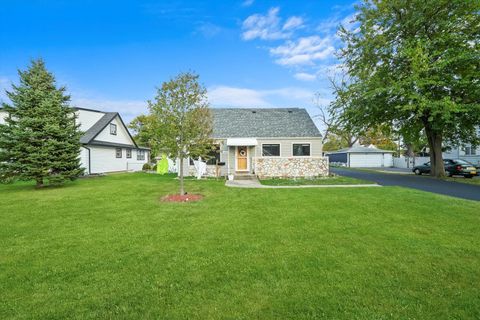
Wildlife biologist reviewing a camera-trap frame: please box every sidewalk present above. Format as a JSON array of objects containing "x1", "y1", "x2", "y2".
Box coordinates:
[{"x1": 361, "y1": 167, "x2": 413, "y2": 174}]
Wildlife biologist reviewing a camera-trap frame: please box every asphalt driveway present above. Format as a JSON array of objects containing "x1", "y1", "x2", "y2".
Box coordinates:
[{"x1": 332, "y1": 167, "x2": 480, "y2": 201}]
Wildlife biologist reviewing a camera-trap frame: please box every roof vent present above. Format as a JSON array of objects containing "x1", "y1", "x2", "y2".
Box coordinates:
[
  {"x1": 288, "y1": 110, "x2": 293, "y2": 113},
  {"x1": 252, "y1": 110, "x2": 257, "y2": 114}
]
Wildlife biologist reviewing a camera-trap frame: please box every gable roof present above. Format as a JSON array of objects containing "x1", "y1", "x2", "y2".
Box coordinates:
[
  {"x1": 79, "y1": 112, "x2": 118, "y2": 144},
  {"x1": 76, "y1": 108, "x2": 138, "y2": 148},
  {"x1": 211, "y1": 108, "x2": 321, "y2": 138},
  {"x1": 327, "y1": 145, "x2": 395, "y2": 154}
]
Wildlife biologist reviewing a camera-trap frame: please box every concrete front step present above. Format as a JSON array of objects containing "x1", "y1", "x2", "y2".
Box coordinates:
[{"x1": 233, "y1": 174, "x2": 257, "y2": 180}]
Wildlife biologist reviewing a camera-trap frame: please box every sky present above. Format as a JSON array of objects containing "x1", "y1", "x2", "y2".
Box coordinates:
[{"x1": 0, "y1": 0, "x2": 357, "y2": 124}]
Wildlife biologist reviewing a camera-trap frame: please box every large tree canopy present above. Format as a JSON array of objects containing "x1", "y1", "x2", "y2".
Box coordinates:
[
  {"x1": 334, "y1": 0, "x2": 480, "y2": 177},
  {"x1": 0, "y1": 59, "x2": 83, "y2": 186}
]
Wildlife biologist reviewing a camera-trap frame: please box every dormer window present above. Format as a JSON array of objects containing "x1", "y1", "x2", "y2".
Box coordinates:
[{"x1": 110, "y1": 123, "x2": 117, "y2": 135}]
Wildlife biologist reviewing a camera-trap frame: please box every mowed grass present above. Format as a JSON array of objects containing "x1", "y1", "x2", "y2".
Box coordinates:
[
  {"x1": 1, "y1": 173, "x2": 480, "y2": 319},
  {"x1": 443, "y1": 176, "x2": 480, "y2": 185},
  {"x1": 260, "y1": 175, "x2": 374, "y2": 186}
]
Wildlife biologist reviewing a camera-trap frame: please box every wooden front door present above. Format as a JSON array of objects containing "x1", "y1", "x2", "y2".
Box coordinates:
[{"x1": 236, "y1": 146, "x2": 248, "y2": 171}]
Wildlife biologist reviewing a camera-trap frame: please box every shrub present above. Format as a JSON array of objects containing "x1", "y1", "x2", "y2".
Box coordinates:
[
  {"x1": 152, "y1": 164, "x2": 158, "y2": 171},
  {"x1": 142, "y1": 163, "x2": 151, "y2": 171}
]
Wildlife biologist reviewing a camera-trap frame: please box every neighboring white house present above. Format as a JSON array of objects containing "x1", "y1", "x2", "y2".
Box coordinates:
[
  {"x1": 75, "y1": 107, "x2": 149, "y2": 174},
  {"x1": 326, "y1": 145, "x2": 394, "y2": 168},
  {"x1": 0, "y1": 108, "x2": 6, "y2": 125},
  {"x1": 0, "y1": 107, "x2": 149, "y2": 174},
  {"x1": 443, "y1": 129, "x2": 480, "y2": 166}
]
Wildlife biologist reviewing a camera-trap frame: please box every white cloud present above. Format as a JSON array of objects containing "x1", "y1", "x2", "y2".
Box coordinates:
[
  {"x1": 270, "y1": 36, "x2": 335, "y2": 66},
  {"x1": 340, "y1": 13, "x2": 359, "y2": 33},
  {"x1": 241, "y1": 7, "x2": 303, "y2": 41},
  {"x1": 208, "y1": 85, "x2": 315, "y2": 107},
  {"x1": 283, "y1": 16, "x2": 304, "y2": 31},
  {"x1": 294, "y1": 72, "x2": 317, "y2": 81},
  {"x1": 240, "y1": 4, "x2": 357, "y2": 83},
  {"x1": 242, "y1": 0, "x2": 254, "y2": 7},
  {"x1": 208, "y1": 86, "x2": 268, "y2": 107}
]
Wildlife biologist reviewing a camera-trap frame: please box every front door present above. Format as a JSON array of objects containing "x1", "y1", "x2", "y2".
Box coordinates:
[{"x1": 236, "y1": 146, "x2": 248, "y2": 171}]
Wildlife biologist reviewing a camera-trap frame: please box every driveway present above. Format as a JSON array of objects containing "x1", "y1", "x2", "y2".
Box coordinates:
[{"x1": 331, "y1": 167, "x2": 480, "y2": 201}]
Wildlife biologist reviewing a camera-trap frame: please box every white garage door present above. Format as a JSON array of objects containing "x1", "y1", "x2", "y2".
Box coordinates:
[{"x1": 350, "y1": 153, "x2": 384, "y2": 167}]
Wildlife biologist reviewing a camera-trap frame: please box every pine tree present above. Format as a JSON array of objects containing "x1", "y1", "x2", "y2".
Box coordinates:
[{"x1": 0, "y1": 59, "x2": 84, "y2": 187}]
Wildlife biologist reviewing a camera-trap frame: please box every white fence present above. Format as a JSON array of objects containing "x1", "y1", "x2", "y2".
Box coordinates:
[{"x1": 393, "y1": 156, "x2": 430, "y2": 169}]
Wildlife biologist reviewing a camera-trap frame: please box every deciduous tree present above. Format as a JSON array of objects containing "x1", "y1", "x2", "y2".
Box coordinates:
[
  {"x1": 335, "y1": 0, "x2": 480, "y2": 177},
  {"x1": 147, "y1": 72, "x2": 212, "y2": 195}
]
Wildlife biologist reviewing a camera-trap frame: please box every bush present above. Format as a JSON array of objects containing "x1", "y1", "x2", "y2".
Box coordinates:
[
  {"x1": 152, "y1": 164, "x2": 158, "y2": 171},
  {"x1": 142, "y1": 163, "x2": 151, "y2": 171}
]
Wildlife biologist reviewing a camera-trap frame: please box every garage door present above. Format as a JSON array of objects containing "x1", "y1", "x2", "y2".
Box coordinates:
[{"x1": 350, "y1": 153, "x2": 384, "y2": 167}]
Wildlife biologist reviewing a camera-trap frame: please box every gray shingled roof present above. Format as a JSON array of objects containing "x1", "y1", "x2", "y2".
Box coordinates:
[
  {"x1": 79, "y1": 112, "x2": 118, "y2": 144},
  {"x1": 327, "y1": 146, "x2": 395, "y2": 154},
  {"x1": 211, "y1": 108, "x2": 321, "y2": 138}
]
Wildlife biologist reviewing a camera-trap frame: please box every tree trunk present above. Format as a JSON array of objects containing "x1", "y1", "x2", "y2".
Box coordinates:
[
  {"x1": 179, "y1": 157, "x2": 185, "y2": 195},
  {"x1": 424, "y1": 125, "x2": 445, "y2": 178},
  {"x1": 35, "y1": 177, "x2": 44, "y2": 188},
  {"x1": 406, "y1": 143, "x2": 415, "y2": 158}
]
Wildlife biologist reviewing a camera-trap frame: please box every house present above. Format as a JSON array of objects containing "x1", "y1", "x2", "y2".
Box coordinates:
[
  {"x1": 326, "y1": 145, "x2": 394, "y2": 168},
  {"x1": 443, "y1": 129, "x2": 480, "y2": 165},
  {"x1": 0, "y1": 108, "x2": 6, "y2": 125},
  {"x1": 75, "y1": 107, "x2": 149, "y2": 174},
  {"x1": 0, "y1": 107, "x2": 149, "y2": 174},
  {"x1": 182, "y1": 108, "x2": 329, "y2": 178}
]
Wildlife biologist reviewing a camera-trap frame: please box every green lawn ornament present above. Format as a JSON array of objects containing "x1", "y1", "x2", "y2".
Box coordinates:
[{"x1": 157, "y1": 154, "x2": 169, "y2": 175}]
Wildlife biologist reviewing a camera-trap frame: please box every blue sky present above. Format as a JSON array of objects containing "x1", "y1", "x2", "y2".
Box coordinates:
[{"x1": 0, "y1": 0, "x2": 356, "y2": 123}]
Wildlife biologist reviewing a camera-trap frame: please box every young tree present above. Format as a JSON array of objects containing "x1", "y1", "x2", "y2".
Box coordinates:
[
  {"x1": 335, "y1": 0, "x2": 480, "y2": 177},
  {"x1": 0, "y1": 59, "x2": 83, "y2": 187},
  {"x1": 148, "y1": 72, "x2": 212, "y2": 195}
]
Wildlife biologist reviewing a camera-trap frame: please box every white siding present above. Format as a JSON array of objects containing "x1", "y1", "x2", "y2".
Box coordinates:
[
  {"x1": 384, "y1": 153, "x2": 393, "y2": 167},
  {"x1": 76, "y1": 109, "x2": 105, "y2": 132},
  {"x1": 349, "y1": 153, "x2": 393, "y2": 168},
  {"x1": 79, "y1": 147, "x2": 90, "y2": 174},
  {"x1": 93, "y1": 116, "x2": 135, "y2": 145},
  {"x1": 88, "y1": 146, "x2": 148, "y2": 174},
  {"x1": 0, "y1": 110, "x2": 7, "y2": 125}
]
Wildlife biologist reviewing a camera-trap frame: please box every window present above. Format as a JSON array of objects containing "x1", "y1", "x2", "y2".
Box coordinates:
[
  {"x1": 137, "y1": 149, "x2": 145, "y2": 161},
  {"x1": 126, "y1": 148, "x2": 132, "y2": 158},
  {"x1": 262, "y1": 144, "x2": 280, "y2": 156},
  {"x1": 116, "y1": 148, "x2": 122, "y2": 158},
  {"x1": 293, "y1": 143, "x2": 311, "y2": 156},
  {"x1": 465, "y1": 146, "x2": 477, "y2": 156},
  {"x1": 110, "y1": 123, "x2": 117, "y2": 135}
]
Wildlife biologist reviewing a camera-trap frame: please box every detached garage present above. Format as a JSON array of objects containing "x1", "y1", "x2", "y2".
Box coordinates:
[{"x1": 326, "y1": 146, "x2": 394, "y2": 168}]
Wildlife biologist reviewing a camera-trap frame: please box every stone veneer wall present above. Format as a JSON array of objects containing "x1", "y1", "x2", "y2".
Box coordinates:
[{"x1": 254, "y1": 157, "x2": 329, "y2": 178}]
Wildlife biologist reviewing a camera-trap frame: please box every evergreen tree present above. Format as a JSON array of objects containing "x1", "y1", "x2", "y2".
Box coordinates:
[{"x1": 0, "y1": 59, "x2": 84, "y2": 187}]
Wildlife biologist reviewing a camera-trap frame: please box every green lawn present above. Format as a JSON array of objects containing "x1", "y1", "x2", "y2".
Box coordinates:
[
  {"x1": 1, "y1": 173, "x2": 480, "y2": 319},
  {"x1": 260, "y1": 175, "x2": 374, "y2": 186},
  {"x1": 442, "y1": 176, "x2": 480, "y2": 185}
]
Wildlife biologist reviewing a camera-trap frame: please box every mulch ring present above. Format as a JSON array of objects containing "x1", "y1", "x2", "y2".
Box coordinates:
[{"x1": 161, "y1": 194, "x2": 203, "y2": 203}]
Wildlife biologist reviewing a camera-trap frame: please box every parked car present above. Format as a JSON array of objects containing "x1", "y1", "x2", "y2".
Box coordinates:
[{"x1": 412, "y1": 159, "x2": 478, "y2": 178}]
